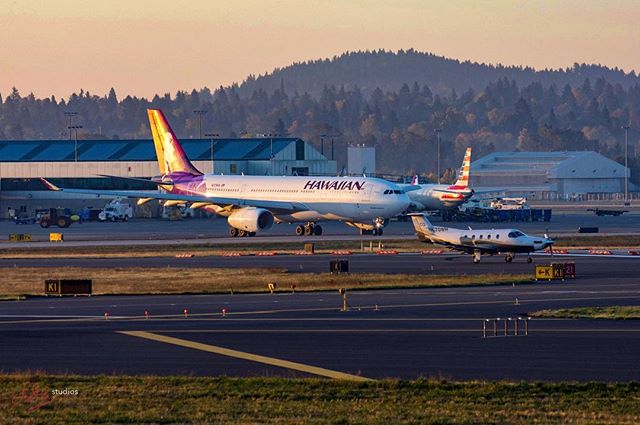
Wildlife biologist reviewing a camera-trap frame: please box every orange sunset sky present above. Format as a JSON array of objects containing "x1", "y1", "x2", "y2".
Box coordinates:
[{"x1": 1, "y1": 0, "x2": 638, "y2": 99}]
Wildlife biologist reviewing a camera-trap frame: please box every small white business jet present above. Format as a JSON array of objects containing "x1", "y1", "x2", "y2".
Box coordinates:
[{"x1": 409, "y1": 213, "x2": 554, "y2": 263}]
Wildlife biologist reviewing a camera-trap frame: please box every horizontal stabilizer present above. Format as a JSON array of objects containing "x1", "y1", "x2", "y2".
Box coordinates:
[
  {"x1": 39, "y1": 178, "x2": 61, "y2": 191},
  {"x1": 97, "y1": 174, "x2": 174, "y2": 187}
]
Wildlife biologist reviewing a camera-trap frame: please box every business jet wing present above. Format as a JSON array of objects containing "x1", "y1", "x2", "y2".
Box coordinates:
[
  {"x1": 457, "y1": 236, "x2": 500, "y2": 253},
  {"x1": 39, "y1": 178, "x2": 309, "y2": 213}
]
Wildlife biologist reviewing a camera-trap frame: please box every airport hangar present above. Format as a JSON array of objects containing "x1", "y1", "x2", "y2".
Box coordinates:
[
  {"x1": 470, "y1": 151, "x2": 633, "y2": 201},
  {"x1": 0, "y1": 137, "x2": 337, "y2": 218}
]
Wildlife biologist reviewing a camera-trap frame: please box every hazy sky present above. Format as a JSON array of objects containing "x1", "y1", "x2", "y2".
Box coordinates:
[{"x1": 1, "y1": 0, "x2": 638, "y2": 99}]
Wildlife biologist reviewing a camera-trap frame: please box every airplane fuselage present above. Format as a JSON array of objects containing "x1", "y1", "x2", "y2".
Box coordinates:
[
  {"x1": 170, "y1": 174, "x2": 410, "y2": 224},
  {"x1": 402, "y1": 184, "x2": 469, "y2": 210}
]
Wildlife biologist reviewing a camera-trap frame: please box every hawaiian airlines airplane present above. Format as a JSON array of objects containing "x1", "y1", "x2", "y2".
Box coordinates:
[
  {"x1": 409, "y1": 212, "x2": 554, "y2": 263},
  {"x1": 401, "y1": 148, "x2": 474, "y2": 211},
  {"x1": 41, "y1": 109, "x2": 410, "y2": 237}
]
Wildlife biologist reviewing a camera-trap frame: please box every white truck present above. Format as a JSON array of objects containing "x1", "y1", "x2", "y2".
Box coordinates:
[{"x1": 98, "y1": 199, "x2": 133, "y2": 222}]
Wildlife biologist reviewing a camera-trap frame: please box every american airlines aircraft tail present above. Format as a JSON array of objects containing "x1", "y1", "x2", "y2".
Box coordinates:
[
  {"x1": 449, "y1": 147, "x2": 471, "y2": 190},
  {"x1": 148, "y1": 109, "x2": 202, "y2": 176}
]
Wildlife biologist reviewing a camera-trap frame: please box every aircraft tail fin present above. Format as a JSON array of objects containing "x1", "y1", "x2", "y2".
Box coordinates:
[
  {"x1": 148, "y1": 109, "x2": 202, "y2": 176},
  {"x1": 450, "y1": 147, "x2": 471, "y2": 189},
  {"x1": 408, "y1": 213, "x2": 434, "y2": 236}
]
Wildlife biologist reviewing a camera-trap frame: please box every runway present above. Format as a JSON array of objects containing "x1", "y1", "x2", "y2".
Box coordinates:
[{"x1": 2, "y1": 255, "x2": 640, "y2": 381}]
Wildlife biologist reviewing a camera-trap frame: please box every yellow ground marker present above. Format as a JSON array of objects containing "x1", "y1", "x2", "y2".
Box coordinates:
[{"x1": 118, "y1": 330, "x2": 373, "y2": 382}]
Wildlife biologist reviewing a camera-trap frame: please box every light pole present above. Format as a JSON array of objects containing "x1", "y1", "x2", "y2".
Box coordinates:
[
  {"x1": 193, "y1": 110, "x2": 208, "y2": 139},
  {"x1": 435, "y1": 128, "x2": 442, "y2": 184},
  {"x1": 205, "y1": 133, "x2": 219, "y2": 173},
  {"x1": 64, "y1": 111, "x2": 77, "y2": 140},
  {"x1": 623, "y1": 124, "x2": 631, "y2": 205},
  {"x1": 68, "y1": 125, "x2": 83, "y2": 162},
  {"x1": 320, "y1": 134, "x2": 339, "y2": 160}
]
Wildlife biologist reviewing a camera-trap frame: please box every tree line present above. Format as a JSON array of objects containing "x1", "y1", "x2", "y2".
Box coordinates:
[{"x1": 0, "y1": 74, "x2": 638, "y2": 183}]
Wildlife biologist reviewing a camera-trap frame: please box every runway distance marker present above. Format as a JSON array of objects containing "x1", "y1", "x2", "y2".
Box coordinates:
[{"x1": 118, "y1": 330, "x2": 373, "y2": 382}]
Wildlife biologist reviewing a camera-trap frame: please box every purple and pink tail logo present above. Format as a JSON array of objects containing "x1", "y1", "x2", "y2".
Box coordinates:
[{"x1": 148, "y1": 109, "x2": 202, "y2": 176}]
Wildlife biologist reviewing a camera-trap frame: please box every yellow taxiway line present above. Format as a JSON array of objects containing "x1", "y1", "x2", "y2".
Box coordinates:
[{"x1": 118, "y1": 330, "x2": 373, "y2": 382}]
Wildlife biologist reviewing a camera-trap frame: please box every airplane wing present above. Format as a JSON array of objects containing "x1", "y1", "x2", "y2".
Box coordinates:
[
  {"x1": 457, "y1": 236, "x2": 500, "y2": 254},
  {"x1": 401, "y1": 185, "x2": 421, "y2": 193},
  {"x1": 39, "y1": 178, "x2": 309, "y2": 214}
]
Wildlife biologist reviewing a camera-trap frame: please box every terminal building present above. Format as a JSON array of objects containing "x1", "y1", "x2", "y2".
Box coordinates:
[
  {"x1": 471, "y1": 151, "x2": 632, "y2": 201},
  {"x1": 0, "y1": 137, "x2": 337, "y2": 218}
]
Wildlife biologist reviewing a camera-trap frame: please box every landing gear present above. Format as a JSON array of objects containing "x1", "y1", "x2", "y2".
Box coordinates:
[
  {"x1": 295, "y1": 223, "x2": 322, "y2": 236},
  {"x1": 229, "y1": 227, "x2": 256, "y2": 237},
  {"x1": 472, "y1": 251, "x2": 481, "y2": 264},
  {"x1": 505, "y1": 253, "x2": 514, "y2": 263}
]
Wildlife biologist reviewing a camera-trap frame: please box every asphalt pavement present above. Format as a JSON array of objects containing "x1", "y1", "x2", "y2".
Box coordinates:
[{"x1": 2, "y1": 255, "x2": 640, "y2": 381}]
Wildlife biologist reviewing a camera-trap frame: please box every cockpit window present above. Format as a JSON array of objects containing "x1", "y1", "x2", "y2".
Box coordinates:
[{"x1": 508, "y1": 231, "x2": 525, "y2": 238}]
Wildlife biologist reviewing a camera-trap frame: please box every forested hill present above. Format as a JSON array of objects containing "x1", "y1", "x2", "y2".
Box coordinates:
[
  {"x1": 1, "y1": 49, "x2": 639, "y2": 178},
  {"x1": 237, "y1": 50, "x2": 640, "y2": 97}
]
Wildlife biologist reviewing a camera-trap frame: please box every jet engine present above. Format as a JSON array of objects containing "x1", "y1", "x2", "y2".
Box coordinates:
[{"x1": 227, "y1": 207, "x2": 274, "y2": 233}]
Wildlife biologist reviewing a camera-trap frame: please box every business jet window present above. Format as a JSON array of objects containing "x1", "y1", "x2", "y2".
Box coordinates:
[
  {"x1": 487, "y1": 235, "x2": 491, "y2": 239},
  {"x1": 479, "y1": 235, "x2": 483, "y2": 239},
  {"x1": 472, "y1": 235, "x2": 475, "y2": 239},
  {"x1": 496, "y1": 235, "x2": 500, "y2": 239}
]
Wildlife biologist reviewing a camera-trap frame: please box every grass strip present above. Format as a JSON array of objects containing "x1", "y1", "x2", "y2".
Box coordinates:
[
  {"x1": 0, "y1": 268, "x2": 530, "y2": 296},
  {"x1": 0, "y1": 239, "x2": 421, "y2": 258},
  {"x1": 530, "y1": 306, "x2": 640, "y2": 320},
  {"x1": 1, "y1": 375, "x2": 639, "y2": 424}
]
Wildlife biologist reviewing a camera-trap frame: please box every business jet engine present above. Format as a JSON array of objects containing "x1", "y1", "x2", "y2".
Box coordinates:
[{"x1": 228, "y1": 207, "x2": 274, "y2": 233}]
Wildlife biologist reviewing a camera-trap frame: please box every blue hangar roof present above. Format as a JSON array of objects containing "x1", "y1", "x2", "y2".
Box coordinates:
[{"x1": 0, "y1": 138, "x2": 303, "y2": 162}]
